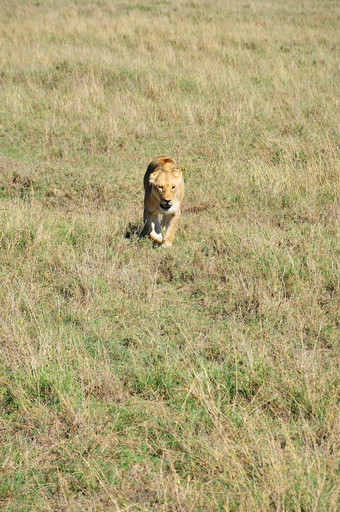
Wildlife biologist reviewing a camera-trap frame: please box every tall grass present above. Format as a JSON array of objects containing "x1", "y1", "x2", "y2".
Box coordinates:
[{"x1": 0, "y1": 0, "x2": 339, "y2": 510}]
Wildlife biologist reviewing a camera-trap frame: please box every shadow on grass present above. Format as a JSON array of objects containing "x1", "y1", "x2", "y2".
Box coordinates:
[
  {"x1": 124, "y1": 222, "x2": 145, "y2": 239},
  {"x1": 125, "y1": 222, "x2": 161, "y2": 249}
]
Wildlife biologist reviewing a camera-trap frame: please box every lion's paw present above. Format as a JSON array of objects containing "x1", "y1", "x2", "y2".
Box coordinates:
[
  {"x1": 150, "y1": 232, "x2": 163, "y2": 244},
  {"x1": 162, "y1": 240, "x2": 173, "y2": 248}
]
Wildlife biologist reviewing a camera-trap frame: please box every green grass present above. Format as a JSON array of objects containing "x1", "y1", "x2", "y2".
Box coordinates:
[{"x1": 0, "y1": 0, "x2": 339, "y2": 510}]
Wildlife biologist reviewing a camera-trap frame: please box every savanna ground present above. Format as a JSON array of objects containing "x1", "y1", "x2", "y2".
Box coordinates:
[{"x1": 0, "y1": 0, "x2": 339, "y2": 510}]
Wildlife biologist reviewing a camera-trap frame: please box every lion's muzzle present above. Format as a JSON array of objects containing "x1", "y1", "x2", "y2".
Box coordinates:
[{"x1": 160, "y1": 200, "x2": 172, "y2": 211}]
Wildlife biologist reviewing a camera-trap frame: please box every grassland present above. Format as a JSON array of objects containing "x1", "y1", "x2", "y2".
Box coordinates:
[{"x1": 0, "y1": 0, "x2": 339, "y2": 510}]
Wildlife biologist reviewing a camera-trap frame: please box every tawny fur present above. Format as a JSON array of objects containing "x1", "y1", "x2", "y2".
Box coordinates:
[{"x1": 141, "y1": 156, "x2": 184, "y2": 247}]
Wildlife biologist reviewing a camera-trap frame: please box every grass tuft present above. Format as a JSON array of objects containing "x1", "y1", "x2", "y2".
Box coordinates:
[{"x1": 0, "y1": 0, "x2": 339, "y2": 510}]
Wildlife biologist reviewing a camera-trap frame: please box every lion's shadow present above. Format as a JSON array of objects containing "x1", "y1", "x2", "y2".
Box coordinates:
[{"x1": 124, "y1": 222, "x2": 145, "y2": 239}]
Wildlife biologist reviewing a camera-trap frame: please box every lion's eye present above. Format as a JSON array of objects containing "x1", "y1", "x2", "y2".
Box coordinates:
[{"x1": 172, "y1": 186, "x2": 176, "y2": 190}]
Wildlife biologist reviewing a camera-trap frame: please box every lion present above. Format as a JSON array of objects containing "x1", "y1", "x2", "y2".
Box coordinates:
[{"x1": 141, "y1": 156, "x2": 184, "y2": 248}]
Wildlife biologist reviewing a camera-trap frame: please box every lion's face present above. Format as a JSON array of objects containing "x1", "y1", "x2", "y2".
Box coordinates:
[{"x1": 149, "y1": 164, "x2": 183, "y2": 212}]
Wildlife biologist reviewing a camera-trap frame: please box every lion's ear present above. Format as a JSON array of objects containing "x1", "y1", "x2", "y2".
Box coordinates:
[
  {"x1": 172, "y1": 167, "x2": 182, "y2": 178},
  {"x1": 149, "y1": 170, "x2": 160, "y2": 185}
]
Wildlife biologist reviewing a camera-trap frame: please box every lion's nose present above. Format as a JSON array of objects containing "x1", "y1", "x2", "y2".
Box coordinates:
[{"x1": 164, "y1": 199, "x2": 172, "y2": 205}]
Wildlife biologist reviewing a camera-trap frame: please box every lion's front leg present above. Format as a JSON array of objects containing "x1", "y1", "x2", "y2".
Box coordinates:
[
  {"x1": 141, "y1": 207, "x2": 151, "y2": 238},
  {"x1": 149, "y1": 214, "x2": 163, "y2": 244},
  {"x1": 162, "y1": 211, "x2": 181, "y2": 248}
]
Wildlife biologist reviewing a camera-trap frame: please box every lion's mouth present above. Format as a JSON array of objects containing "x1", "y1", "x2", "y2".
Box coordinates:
[{"x1": 160, "y1": 203, "x2": 171, "y2": 210}]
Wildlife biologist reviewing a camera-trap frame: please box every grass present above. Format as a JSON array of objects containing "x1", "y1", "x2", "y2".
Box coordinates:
[{"x1": 0, "y1": 0, "x2": 339, "y2": 510}]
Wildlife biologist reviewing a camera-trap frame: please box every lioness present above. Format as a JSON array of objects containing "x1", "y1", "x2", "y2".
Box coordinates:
[{"x1": 141, "y1": 156, "x2": 184, "y2": 248}]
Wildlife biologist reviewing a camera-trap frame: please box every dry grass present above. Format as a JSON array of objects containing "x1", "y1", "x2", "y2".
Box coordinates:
[{"x1": 0, "y1": 0, "x2": 339, "y2": 510}]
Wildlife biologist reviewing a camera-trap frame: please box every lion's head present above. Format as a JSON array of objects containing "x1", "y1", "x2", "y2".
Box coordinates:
[{"x1": 149, "y1": 162, "x2": 183, "y2": 212}]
